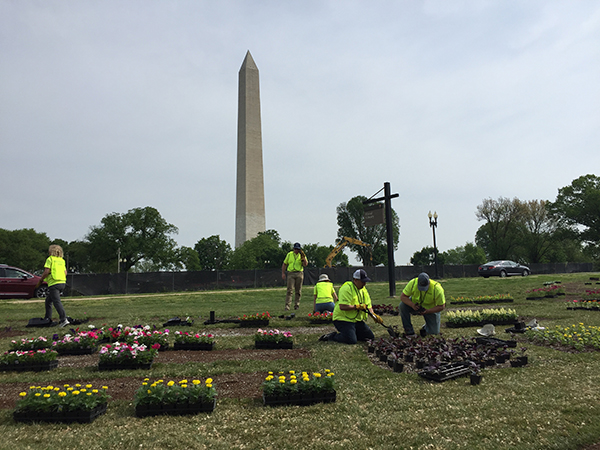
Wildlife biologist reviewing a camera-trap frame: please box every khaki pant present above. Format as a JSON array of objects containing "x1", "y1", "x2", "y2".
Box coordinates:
[{"x1": 285, "y1": 271, "x2": 304, "y2": 310}]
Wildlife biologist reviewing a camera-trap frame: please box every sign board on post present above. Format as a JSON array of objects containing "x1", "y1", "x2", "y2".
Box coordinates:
[{"x1": 364, "y1": 203, "x2": 384, "y2": 226}]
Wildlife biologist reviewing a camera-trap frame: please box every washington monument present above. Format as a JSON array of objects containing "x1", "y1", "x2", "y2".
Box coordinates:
[{"x1": 235, "y1": 51, "x2": 266, "y2": 248}]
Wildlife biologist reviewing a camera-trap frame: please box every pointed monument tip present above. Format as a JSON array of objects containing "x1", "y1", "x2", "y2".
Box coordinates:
[{"x1": 240, "y1": 50, "x2": 258, "y2": 71}]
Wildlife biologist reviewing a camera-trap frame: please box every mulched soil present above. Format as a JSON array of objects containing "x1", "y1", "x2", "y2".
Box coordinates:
[{"x1": 0, "y1": 348, "x2": 311, "y2": 409}]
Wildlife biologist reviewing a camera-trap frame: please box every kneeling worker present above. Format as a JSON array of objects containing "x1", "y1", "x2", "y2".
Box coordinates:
[
  {"x1": 319, "y1": 269, "x2": 383, "y2": 344},
  {"x1": 399, "y1": 272, "x2": 445, "y2": 337}
]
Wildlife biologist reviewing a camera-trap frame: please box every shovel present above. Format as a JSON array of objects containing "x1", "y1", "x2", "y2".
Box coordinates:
[{"x1": 367, "y1": 310, "x2": 399, "y2": 338}]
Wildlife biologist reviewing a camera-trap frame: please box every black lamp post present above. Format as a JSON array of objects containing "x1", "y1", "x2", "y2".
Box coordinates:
[{"x1": 428, "y1": 211, "x2": 439, "y2": 278}]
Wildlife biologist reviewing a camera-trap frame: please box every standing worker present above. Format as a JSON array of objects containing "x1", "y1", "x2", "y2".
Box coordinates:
[
  {"x1": 281, "y1": 242, "x2": 308, "y2": 310},
  {"x1": 36, "y1": 244, "x2": 70, "y2": 327},
  {"x1": 313, "y1": 274, "x2": 338, "y2": 313},
  {"x1": 319, "y1": 269, "x2": 383, "y2": 344},
  {"x1": 399, "y1": 272, "x2": 445, "y2": 337}
]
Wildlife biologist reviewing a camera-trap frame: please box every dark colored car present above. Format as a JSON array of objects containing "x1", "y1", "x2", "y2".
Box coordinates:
[
  {"x1": 478, "y1": 260, "x2": 530, "y2": 278},
  {"x1": 0, "y1": 264, "x2": 48, "y2": 299}
]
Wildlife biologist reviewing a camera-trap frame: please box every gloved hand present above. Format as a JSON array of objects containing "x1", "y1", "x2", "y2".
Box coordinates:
[
  {"x1": 356, "y1": 304, "x2": 368, "y2": 311},
  {"x1": 373, "y1": 314, "x2": 384, "y2": 325}
]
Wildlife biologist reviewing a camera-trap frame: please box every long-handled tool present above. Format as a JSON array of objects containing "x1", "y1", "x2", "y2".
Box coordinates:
[{"x1": 367, "y1": 310, "x2": 399, "y2": 338}]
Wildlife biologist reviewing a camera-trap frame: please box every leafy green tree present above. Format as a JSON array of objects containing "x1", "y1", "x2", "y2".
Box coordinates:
[
  {"x1": 475, "y1": 197, "x2": 525, "y2": 261},
  {"x1": 336, "y1": 196, "x2": 399, "y2": 266},
  {"x1": 441, "y1": 242, "x2": 486, "y2": 265},
  {"x1": 229, "y1": 230, "x2": 286, "y2": 270},
  {"x1": 86, "y1": 207, "x2": 179, "y2": 273},
  {"x1": 0, "y1": 228, "x2": 51, "y2": 272},
  {"x1": 518, "y1": 200, "x2": 560, "y2": 263},
  {"x1": 175, "y1": 246, "x2": 202, "y2": 271},
  {"x1": 548, "y1": 174, "x2": 600, "y2": 256},
  {"x1": 194, "y1": 235, "x2": 232, "y2": 271},
  {"x1": 410, "y1": 246, "x2": 446, "y2": 266}
]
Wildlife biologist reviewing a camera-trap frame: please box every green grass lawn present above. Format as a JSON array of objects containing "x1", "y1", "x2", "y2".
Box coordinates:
[{"x1": 1, "y1": 272, "x2": 600, "y2": 450}]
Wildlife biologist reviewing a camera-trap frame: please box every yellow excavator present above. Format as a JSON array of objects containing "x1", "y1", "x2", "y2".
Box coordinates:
[{"x1": 324, "y1": 236, "x2": 372, "y2": 268}]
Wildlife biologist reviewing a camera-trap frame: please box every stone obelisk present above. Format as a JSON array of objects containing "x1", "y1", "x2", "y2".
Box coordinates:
[{"x1": 235, "y1": 51, "x2": 266, "y2": 248}]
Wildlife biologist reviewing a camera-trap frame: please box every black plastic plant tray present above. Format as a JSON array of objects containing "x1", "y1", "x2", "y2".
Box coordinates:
[
  {"x1": 476, "y1": 337, "x2": 517, "y2": 348},
  {"x1": 418, "y1": 362, "x2": 471, "y2": 382}
]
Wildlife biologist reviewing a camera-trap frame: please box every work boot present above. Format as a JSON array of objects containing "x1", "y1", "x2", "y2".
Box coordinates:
[{"x1": 318, "y1": 331, "x2": 336, "y2": 342}]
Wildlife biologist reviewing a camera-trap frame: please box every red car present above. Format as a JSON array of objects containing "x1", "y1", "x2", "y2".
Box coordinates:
[{"x1": 0, "y1": 264, "x2": 49, "y2": 299}]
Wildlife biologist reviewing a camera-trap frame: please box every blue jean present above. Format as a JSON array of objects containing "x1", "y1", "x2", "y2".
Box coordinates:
[
  {"x1": 45, "y1": 283, "x2": 67, "y2": 322},
  {"x1": 330, "y1": 320, "x2": 374, "y2": 345},
  {"x1": 314, "y1": 302, "x2": 335, "y2": 313},
  {"x1": 399, "y1": 302, "x2": 441, "y2": 335}
]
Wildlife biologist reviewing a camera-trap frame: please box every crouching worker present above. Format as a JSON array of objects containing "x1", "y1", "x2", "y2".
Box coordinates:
[
  {"x1": 319, "y1": 269, "x2": 383, "y2": 344},
  {"x1": 399, "y1": 272, "x2": 445, "y2": 337}
]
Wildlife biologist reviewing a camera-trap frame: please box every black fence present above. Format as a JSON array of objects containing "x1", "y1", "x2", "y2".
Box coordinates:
[{"x1": 64, "y1": 262, "x2": 595, "y2": 297}]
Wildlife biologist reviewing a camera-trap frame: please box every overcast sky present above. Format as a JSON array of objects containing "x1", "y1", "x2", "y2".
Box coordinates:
[{"x1": 1, "y1": 1, "x2": 599, "y2": 266}]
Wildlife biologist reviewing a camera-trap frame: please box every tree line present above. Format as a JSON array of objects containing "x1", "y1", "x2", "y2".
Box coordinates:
[
  {"x1": 2, "y1": 175, "x2": 598, "y2": 273},
  {"x1": 0, "y1": 194, "x2": 398, "y2": 274},
  {"x1": 410, "y1": 174, "x2": 600, "y2": 266}
]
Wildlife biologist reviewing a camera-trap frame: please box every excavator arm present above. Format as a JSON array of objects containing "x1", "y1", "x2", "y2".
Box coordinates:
[{"x1": 324, "y1": 237, "x2": 372, "y2": 267}]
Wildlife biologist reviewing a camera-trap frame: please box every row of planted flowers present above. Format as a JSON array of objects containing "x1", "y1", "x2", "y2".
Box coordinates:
[
  {"x1": 445, "y1": 308, "x2": 519, "y2": 327},
  {"x1": 449, "y1": 294, "x2": 514, "y2": 305},
  {"x1": 12, "y1": 377, "x2": 219, "y2": 423},
  {"x1": 1, "y1": 328, "x2": 298, "y2": 372},
  {"x1": 525, "y1": 322, "x2": 600, "y2": 351},
  {"x1": 525, "y1": 285, "x2": 566, "y2": 299}
]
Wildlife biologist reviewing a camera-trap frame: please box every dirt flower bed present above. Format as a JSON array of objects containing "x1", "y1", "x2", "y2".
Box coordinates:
[{"x1": 0, "y1": 348, "x2": 311, "y2": 409}]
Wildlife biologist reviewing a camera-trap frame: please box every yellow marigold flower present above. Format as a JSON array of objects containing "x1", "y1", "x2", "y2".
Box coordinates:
[
  {"x1": 151, "y1": 383, "x2": 157, "y2": 388},
  {"x1": 35, "y1": 393, "x2": 41, "y2": 397},
  {"x1": 290, "y1": 379, "x2": 297, "y2": 384},
  {"x1": 180, "y1": 379, "x2": 188, "y2": 384},
  {"x1": 279, "y1": 379, "x2": 285, "y2": 384},
  {"x1": 158, "y1": 379, "x2": 164, "y2": 383},
  {"x1": 206, "y1": 383, "x2": 212, "y2": 388},
  {"x1": 181, "y1": 384, "x2": 188, "y2": 388},
  {"x1": 44, "y1": 394, "x2": 50, "y2": 398},
  {"x1": 167, "y1": 381, "x2": 175, "y2": 387},
  {"x1": 144, "y1": 378, "x2": 149, "y2": 381},
  {"x1": 54, "y1": 387, "x2": 60, "y2": 391},
  {"x1": 142, "y1": 382, "x2": 148, "y2": 386},
  {"x1": 325, "y1": 369, "x2": 330, "y2": 373},
  {"x1": 92, "y1": 389, "x2": 98, "y2": 393},
  {"x1": 86, "y1": 384, "x2": 92, "y2": 388},
  {"x1": 63, "y1": 384, "x2": 70, "y2": 388},
  {"x1": 102, "y1": 386, "x2": 108, "y2": 390},
  {"x1": 327, "y1": 373, "x2": 334, "y2": 377},
  {"x1": 72, "y1": 391, "x2": 80, "y2": 396},
  {"x1": 206, "y1": 378, "x2": 213, "y2": 384},
  {"x1": 75, "y1": 384, "x2": 81, "y2": 388},
  {"x1": 148, "y1": 390, "x2": 152, "y2": 394},
  {"x1": 87, "y1": 393, "x2": 92, "y2": 396},
  {"x1": 58, "y1": 392, "x2": 67, "y2": 397},
  {"x1": 268, "y1": 371, "x2": 273, "y2": 375},
  {"x1": 193, "y1": 380, "x2": 200, "y2": 385},
  {"x1": 81, "y1": 389, "x2": 87, "y2": 393},
  {"x1": 29, "y1": 386, "x2": 36, "y2": 390},
  {"x1": 313, "y1": 373, "x2": 322, "y2": 378},
  {"x1": 19, "y1": 392, "x2": 27, "y2": 397},
  {"x1": 289, "y1": 370, "x2": 295, "y2": 374}
]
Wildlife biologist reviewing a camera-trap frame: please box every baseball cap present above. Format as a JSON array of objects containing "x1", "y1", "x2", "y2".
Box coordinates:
[
  {"x1": 353, "y1": 269, "x2": 371, "y2": 282},
  {"x1": 293, "y1": 242, "x2": 301, "y2": 250},
  {"x1": 417, "y1": 272, "x2": 430, "y2": 291}
]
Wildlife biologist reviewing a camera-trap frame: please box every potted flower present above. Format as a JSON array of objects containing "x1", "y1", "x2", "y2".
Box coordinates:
[
  {"x1": 98, "y1": 342, "x2": 158, "y2": 371},
  {"x1": 134, "y1": 377, "x2": 217, "y2": 417},
  {"x1": 125, "y1": 326, "x2": 170, "y2": 351},
  {"x1": 526, "y1": 288, "x2": 546, "y2": 300},
  {"x1": 52, "y1": 331, "x2": 100, "y2": 355},
  {"x1": 238, "y1": 312, "x2": 271, "y2": 327},
  {"x1": 307, "y1": 311, "x2": 333, "y2": 324},
  {"x1": 173, "y1": 331, "x2": 215, "y2": 351},
  {"x1": 0, "y1": 349, "x2": 59, "y2": 372},
  {"x1": 469, "y1": 362, "x2": 482, "y2": 385},
  {"x1": 13, "y1": 383, "x2": 110, "y2": 423},
  {"x1": 262, "y1": 369, "x2": 336, "y2": 406},
  {"x1": 9, "y1": 336, "x2": 51, "y2": 351},
  {"x1": 255, "y1": 329, "x2": 294, "y2": 349}
]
